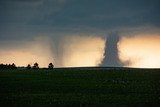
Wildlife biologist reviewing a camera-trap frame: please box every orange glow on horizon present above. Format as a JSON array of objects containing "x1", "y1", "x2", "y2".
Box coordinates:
[
  {"x1": 0, "y1": 37, "x2": 54, "y2": 67},
  {"x1": 118, "y1": 33, "x2": 160, "y2": 68},
  {"x1": 61, "y1": 36, "x2": 106, "y2": 67},
  {"x1": 0, "y1": 36, "x2": 106, "y2": 67}
]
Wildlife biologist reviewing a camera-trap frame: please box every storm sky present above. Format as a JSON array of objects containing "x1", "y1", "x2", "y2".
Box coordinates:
[{"x1": 0, "y1": 0, "x2": 160, "y2": 68}]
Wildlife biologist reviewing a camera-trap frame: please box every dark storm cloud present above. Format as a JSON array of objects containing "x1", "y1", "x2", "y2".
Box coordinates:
[
  {"x1": 30, "y1": 0, "x2": 160, "y2": 28},
  {"x1": 0, "y1": 0, "x2": 159, "y2": 39},
  {"x1": 0, "y1": 0, "x2": 66, "y2": 40},
  {"x1": 0, "y1": 0, "x2": 160, "y2": 39}
]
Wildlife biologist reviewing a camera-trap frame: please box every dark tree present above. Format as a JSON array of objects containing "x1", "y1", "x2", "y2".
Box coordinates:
[
  {"x1": 11, "y1": 63, "x2": 17, "y2": 69},
  {"x1": 0, "y1": 64, "x2": 7, "y2": 69},
  {"x1": 12, "y1": 63, "x2": 16, "y2": 67},
  {"x1": 32, "y1": 62, "x2": 39, "y2": 69},
  {"x1": 0, "y1": 63, "x2": 17, "y2": 69},
  {"x1": 48, "y1": 63, "x2": 54, "y2": 69},
  {"x1": 26, "y1": 64, "x2": 31, "y2": 69}
]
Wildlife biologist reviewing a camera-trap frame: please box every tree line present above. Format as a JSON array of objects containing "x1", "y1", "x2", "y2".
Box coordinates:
[
  {"x1": 0, "y1": 62, "x2": 54, "y2": 69},
  {"x1": 0, "y1": 63, "x2": 17, "y2": 69}
]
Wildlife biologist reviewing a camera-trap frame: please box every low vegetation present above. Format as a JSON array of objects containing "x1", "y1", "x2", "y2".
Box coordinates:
[{"x1": 0, "y1": 68, "x2": 160, "y2": 107}]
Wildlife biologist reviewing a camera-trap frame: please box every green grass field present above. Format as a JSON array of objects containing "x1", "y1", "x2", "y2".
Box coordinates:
[{"x1": 0, "y1": 68, "x2": 160, "y2": 107}]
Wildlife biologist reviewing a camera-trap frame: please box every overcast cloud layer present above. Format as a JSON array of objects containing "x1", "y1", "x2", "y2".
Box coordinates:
[{"x1": 0, "y1": 0, "x2": 160, "y2": 39}]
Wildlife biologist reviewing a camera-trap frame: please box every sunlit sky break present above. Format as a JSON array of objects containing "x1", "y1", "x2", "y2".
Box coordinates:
[{"x1": 0, "y1": 0, "x2": 160, "y2": 68}]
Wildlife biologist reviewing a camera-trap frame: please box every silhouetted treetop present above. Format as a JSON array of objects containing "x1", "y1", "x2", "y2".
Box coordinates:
[
  {"x1": 48, "y1": 63, "x2": 54, "y2": 69},
  {"x1": 32, "y1": 62, "x2": 39, "y2": 69},
  {"x1": 0, "y1": 63, "x2": 17, "y2": 69},
  {"x1": 26, "y1": 64, "x2": 31, "y2": 69}
]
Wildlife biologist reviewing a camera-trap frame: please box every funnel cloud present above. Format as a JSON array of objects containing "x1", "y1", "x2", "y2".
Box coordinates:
[{"x1": 101, "y1": 33, "x2": 122, "y2": 67}]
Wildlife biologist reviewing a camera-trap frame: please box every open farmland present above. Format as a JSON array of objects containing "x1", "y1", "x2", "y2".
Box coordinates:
[{"x1": 0, "y1": 68, "x2": 160, "y2": 107}]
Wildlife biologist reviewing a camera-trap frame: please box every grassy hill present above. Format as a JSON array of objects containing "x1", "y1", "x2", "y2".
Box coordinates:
[{"x1": 0, "y1": 68, "x2": 160, "y2": 107}]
